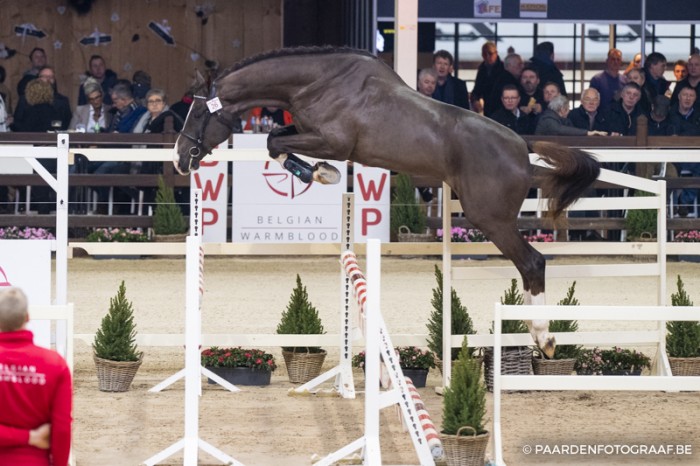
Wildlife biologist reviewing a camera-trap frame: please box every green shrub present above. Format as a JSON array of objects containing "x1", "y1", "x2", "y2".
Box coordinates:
[
  {"x1": 493, "y1": 279, "x2": 529, "y2": 334},
  {"x1": 666, "y1": 275, "x2": 700, "y2": 358},
  {"x1": 390, "y1": 173, "x2": 426, "y2": 235},
  {"x1": 276, "y1": 274, "x2": 325, "y2": 353},
  {"x1": 426, "y1": 265, "x2": 475, "y2": 361},
  {"x1": 548, "y1": 281, "x2": 583, "y2": 360},
  {"x1": 625, "y1": 191, "x2": 657, "y2": 239},
  {"x1": 153, "y1": 176, "x2": 187, "y2": 235},
  {"x1": 442, "y1": 338, "x2": 487, "y2": 435},
  {"x1": 93, "y1": 281, "x2": 141, "y2": 362}
]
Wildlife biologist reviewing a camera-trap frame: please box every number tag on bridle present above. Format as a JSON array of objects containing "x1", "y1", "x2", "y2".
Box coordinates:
[{"x1": 206, "y1": 97, "x2": 223, "y2": 113}]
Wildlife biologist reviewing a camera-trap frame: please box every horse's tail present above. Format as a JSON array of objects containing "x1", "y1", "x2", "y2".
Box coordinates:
[{"x1": 529, "y1": 141, "x2": 601, "y2": 220}]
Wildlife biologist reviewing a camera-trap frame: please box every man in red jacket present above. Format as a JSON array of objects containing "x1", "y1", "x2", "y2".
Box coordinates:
[{"x1": 0, "y1": 287, "x2": 72, "y2": 466}]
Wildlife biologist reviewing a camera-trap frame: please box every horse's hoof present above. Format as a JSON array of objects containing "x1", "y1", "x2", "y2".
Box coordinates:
[
  {"x1": 312, "y1": 162, "x2": 341, "y2": 185},
  {"x1": 539, "y1": 335, "x2": 556, "y2": 359}
]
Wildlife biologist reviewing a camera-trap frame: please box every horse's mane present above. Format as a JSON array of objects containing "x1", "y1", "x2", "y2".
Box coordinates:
[{"x1": 217, "y1": 46, "x2": 377, "y2": 79}]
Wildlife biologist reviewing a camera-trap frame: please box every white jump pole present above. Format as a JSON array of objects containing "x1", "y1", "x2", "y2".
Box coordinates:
[{"x1": 144, "y1": 189, "x2": 241, "y2": 466}]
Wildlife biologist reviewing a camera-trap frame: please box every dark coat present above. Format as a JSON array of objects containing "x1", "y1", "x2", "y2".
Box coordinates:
[
  {"x1": 529, "y1": 55, "x2": 567, "y2": 96},
  {"x1": 486, "y1": 72, "x2": 523, "y2": 117},
  {"x1": 489, "y1": 108, "x2": 536, "y2": 135},
  {"x1": 568, "y1": 106, "x2": 610, "y2": 132},
  {"x1": 432, "y1": 75, "x2": 469, "y2": 110},
  {"x1": 604, "y1": 100, "x2": 643, "y2": 136},
  {"x1": 471, "y1": 58, "x2": 505, "y2": 104},
  {"x1": 77, "y1": 69, "x2": 119, "y2": 105},
  {"x1": 535, "y1": 108, "x2": 587, "y2": 136},
  {"x1": 668, "y1": 105, "x2": 700, "y2": 136}
]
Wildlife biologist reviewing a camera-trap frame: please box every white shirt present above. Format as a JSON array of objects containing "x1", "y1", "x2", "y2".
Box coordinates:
[{"x1": 87, "y1": 106, "x2": 106, "y2": 133}]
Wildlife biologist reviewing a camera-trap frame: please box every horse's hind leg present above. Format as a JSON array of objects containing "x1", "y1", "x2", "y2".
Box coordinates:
[{"x1": 266, "y1": 126, "x2": 341, "y2": 185}]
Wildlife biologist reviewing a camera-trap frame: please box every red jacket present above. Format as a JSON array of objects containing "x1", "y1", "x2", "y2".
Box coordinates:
[{"x1": 0, "y1": 330, "x2": 72, "y2": 466}]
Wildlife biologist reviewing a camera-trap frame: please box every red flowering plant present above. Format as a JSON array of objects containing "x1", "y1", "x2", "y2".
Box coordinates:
[
  {"x1": 524, "y1": 232, "x2": 554, "y2": 242},
  {"x1": 674, "y1": 230, "x2": 700, "y2": 242},
  {"x1": 201, "y1": 346, "x2": 277, "y2": 372},
  {"x1": 352, "y1": 346, "x2": 436, "y2": 370}
]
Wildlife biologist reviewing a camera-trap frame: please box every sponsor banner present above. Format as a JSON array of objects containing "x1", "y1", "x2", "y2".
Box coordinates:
[
  {"x1": 474, "y1": 0, "x2": 502, "y2": 18},
  {"x1": 520, "y1": 0, "x2": 548, "y2": 18},
  {"x1": 353, "y1": 164, "x2": 390, "y2": 242},
  {"x1": 232, "y1": 160, "x2": 347, "y2": 243},
  {"x1": 0, "y1": 240, "x2": 52, "y2": 348},
  {"x1": 191, "y1": 160, "x2": 228, "y2": 242}
]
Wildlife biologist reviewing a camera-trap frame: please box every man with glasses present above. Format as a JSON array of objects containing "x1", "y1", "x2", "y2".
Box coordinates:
[
  {"x1": 489, "y1": 84, "x2": 535, "y2": 135},
  {"x1": 471, "y1": 41, "x2": 504, "y2": 114}
]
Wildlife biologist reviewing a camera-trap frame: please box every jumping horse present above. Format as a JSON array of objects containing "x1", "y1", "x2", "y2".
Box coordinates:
[{"x1": 174, "y1": 46, "x2": 601, "y2": 357}]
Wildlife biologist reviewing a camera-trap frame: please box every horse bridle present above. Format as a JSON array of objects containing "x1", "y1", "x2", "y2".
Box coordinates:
[{"x1": 180, "y1": 89, "x2": 236, "y2": 160}]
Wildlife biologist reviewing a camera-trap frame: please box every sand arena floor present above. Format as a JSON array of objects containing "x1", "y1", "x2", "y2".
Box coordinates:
[{"x1": 67, "y1": 256, "x2": 700, "y2": 465}]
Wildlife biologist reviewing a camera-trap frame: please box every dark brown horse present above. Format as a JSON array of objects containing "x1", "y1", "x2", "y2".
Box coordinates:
[{"x1": 174, "y1": 46, "x2": 600, "y2": 357}]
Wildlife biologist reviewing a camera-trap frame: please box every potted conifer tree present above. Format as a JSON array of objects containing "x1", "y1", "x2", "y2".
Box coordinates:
[
  {"x1": 153, "y1": 176, "x2": 188, "y2": 242},
  {"x1": 532, "y1": 281, "x2": 582, "y2": 375},
  {"x1": 390, "y1": 173, "x2": 430, "y2": 242},
  {"x1": 666, "y1": 275, "x2": 700, "y2": 376},
  {"x1": 426, "y1": 265, "x2": 476, "y2": 373},
  {"x1": 93, "y1": 281, "x2": 143, "y2": 392},
  {"x1": 441, "y1": 338, "x2": 490, "y2": 466},
  {"x1": 483, "y1": 279, "x2": 531, "y2": 392},
  {"x1": 277, "y1": 274, "x2": 327, "y2": 383}
]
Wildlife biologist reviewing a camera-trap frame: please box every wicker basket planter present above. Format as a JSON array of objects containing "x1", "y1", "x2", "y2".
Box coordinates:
[
  {"x1": 441, "y1": 426, "x2": 490, "y2": 466},
  {"x1": 283, "y1": 350, "x2": 327, "y2": 384},
  {"x1": 532, "y1": 357, "x2": 576, "y2": 375},
  {"x1": 397, "y1": 225, "x2": 434, "y2": 242},
  {"x1": 94, "y1": 354, "x2": 143, "y2": 392},
  {"x1": 483, "y1": 347, "x2": 532, "y2": 392},
  {"x1": 669, "y1": 357, "x2": 700, "y2": 376},
  {"x1": 153, "y1": 233, "x2": 188, "y2": 242}
]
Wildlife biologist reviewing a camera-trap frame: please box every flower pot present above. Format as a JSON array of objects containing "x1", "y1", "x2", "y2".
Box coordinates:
[
  {"x1": 532, "y1": 357, "x2": 576, "y2": 375},
  {"x1": 402, "y1": 368, "x2": 429, "y2": 388},
  {"x1": 153, "y1": 233, "x2": 188, "y2": 243},
  {"x1": 94, "y1": 354, "x2": 143, "y2": 392},
  {"x1": 282, "y1": 349, "x2": 327, "y2": 384},
  {"x1": 206, "y1": 366, "x2": 272, "y2": 386},
  {"x1": 669, "y1": 357, "x2": 700, "y2": 376},
  {"x1": 483, "y1": 347, "x2": 532, "y2": 392},
  {"x1": 441, "y1": 426, "x2": 490, "y2": 466}
]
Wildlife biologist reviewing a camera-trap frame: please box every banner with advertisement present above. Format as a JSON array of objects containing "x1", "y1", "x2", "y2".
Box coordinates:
[
  {"x1": 0, "y1": 240, "x2": 52, "y2": 348},
  {"x1": 231, "y1": 160, "x2": 347, "y2": 243},
  {"x1": 474, "y1": 0, "x2": 502, "y2": 18},
  {"x1": 520, "y1": 0, "x2": 548, "y2": 18},
  {"x1": 353, "y1": 164, "x2": 390, "y2": 242},
  {"x1": 190, "y1": 160, "x2": 228, "y2": 242}
]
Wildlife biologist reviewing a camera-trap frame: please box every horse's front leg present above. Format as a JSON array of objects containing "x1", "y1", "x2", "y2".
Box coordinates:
[{"x1": 267, "y1": 126, "x2": 341, "y2": 185}]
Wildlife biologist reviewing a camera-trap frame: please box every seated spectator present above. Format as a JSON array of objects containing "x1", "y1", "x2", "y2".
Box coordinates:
[
  {"x1": 134, "y1": 88, "x2": 183, "y2": 135},
  {"x1": 486, "y1": 53, "x2": 524, "y2": 116},
  {"x1": 16, "y1": 47, "x2": 46, "y2": 97},
  {"x1": 518, "y1": 66, "x2": 544, "y2": 118},
  {"x1": 431, "y1": 50, "x2": 469, "y2": 110},
  {"x1": 529, "y1": 41, "x2": 567, "y2": 96},
  {"x1": 106, "y1": 82, "x2": 147, "y2": 133},
  {"x1": 417, "y1": 68, "x2": 438, "y2": 97},
  {"x1": 489, "y1": 84, "x2": 535, "y2": 135},
  {"x1": 69, "y1": 78, "x2": 112, "y2": 133},
  {"x1": 12, "y1": 79, "x2": 61, "y2": 132},
  {"x1": 666, "y1": 59, "x2": 688, "y2": 98},
  {"x1": 470, "y1": 41, "x2": 504, "y2": 114},
  {"x1": 643, "y1": 52, "x2": 669, "y2": 101},
  {"x1": 131, "y1": 70, "x2": 152, "y2": 107},
  {"x1": 535, "y1": 95, "x2": 607, "y2": 136},
  {"x1": 542, "y1": 81, "x2": 561, "y2": 108},
  {"x1": 669, "y1": 86, "x2": 700, "y2": 214},
  {"x1": 0, "y1": 65, "x2": 14, "y2": 118},
  {"x1": 624, "y1": 68, "x2": 653, "y2": 114},
  {"x1": 13, "y1": 66, "x2": 72, "y2": 132},
  {"x1": 590, "y1": 48, "x2": 624, "y2": 112},
  {"x1": 569, "y1": 88, "x2": 610, "y2": 133},
  {"x1": 77, "y1": 55, "x2": 119, "y2": 105},
  {"x1": 671, "y1": 54, "x2": 700, "y2": 108},
  {"x1": 604, "y1": 82, "x2": 644, "y2": 136},
  {"x1": 647, "y1": 95, "x2": 675, "y2": 136}
]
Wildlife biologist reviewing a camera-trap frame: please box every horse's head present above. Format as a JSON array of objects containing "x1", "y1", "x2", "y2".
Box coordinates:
[{"x1": 174, "y1": 73, "x2": 237, "y2": 175}]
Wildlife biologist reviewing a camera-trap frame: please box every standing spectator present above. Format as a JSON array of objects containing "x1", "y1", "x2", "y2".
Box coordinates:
[
  {"x1": 431, "y1": 50, "x2": 470, "y2": 110},
  {"x1": 489, "y1": 84, "x2": 535, "y2": 135},
  {"x1": 666, "y1": 59, "x2": 688, "y2": 98},
  {"x1": 69, "y1": 78, "x2": 112, "y2": 133},
  {"x1": 0, "y1": 287, "x2": 72, "y2": 466},
  {"x1": 131, "y1": 70, "x2": 152, "y2": 107},
  {"x1": 16, "y1": 47, "x2": 47, "y2": 97},
  {"x1": 642, "y1": 52, "x2": 669, "y2": 101},
  {"x1": 529, "y1": 41, "x2": 567, "y2": 96},
  {"x1": 486, "y1": 53, "x2": 524, "y2": 116},
  {"x1": 671, "y1": 54, "x2": 700, "y2": 108},
  {"x1": 535, "y1": 95, "x2": 606, "y2": 136},
  {"x1": 77, "y1": 55, "x2": 119, "y2": 105},
  {"x1": 590, "y1": 48, "x2": 624, "y2": 112},
  {"x1": 416, "y1": 68, "x2": 438, "y2": 97},
  {"x1": 605, "y1": 82, "x2": 644, "y2": 136},
  {"x1": 518, "y1": 66, "x2": 544, "y2": 117},
  {"x1": 569, "y1": 88, "x2": 610, "y2": 133},
  {"x1": 470, "y1": 41, "x2": 504, "y2": 114},
  {"x1": 625, "y1": 67, "x2": 653, "y2": 114},
  {"x1": 669, "y1": 86, "x2": 700, "y2": 214}
]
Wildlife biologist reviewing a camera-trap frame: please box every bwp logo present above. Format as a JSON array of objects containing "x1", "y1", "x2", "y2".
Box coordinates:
[{"x1": 262, "y1": 161, "x2": 313, "y2": 199}]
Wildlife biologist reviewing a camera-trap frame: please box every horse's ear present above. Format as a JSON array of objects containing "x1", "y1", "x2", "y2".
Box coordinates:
[{"x1": 194, "y1": 70, "x2": 206, "y2": 87}]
